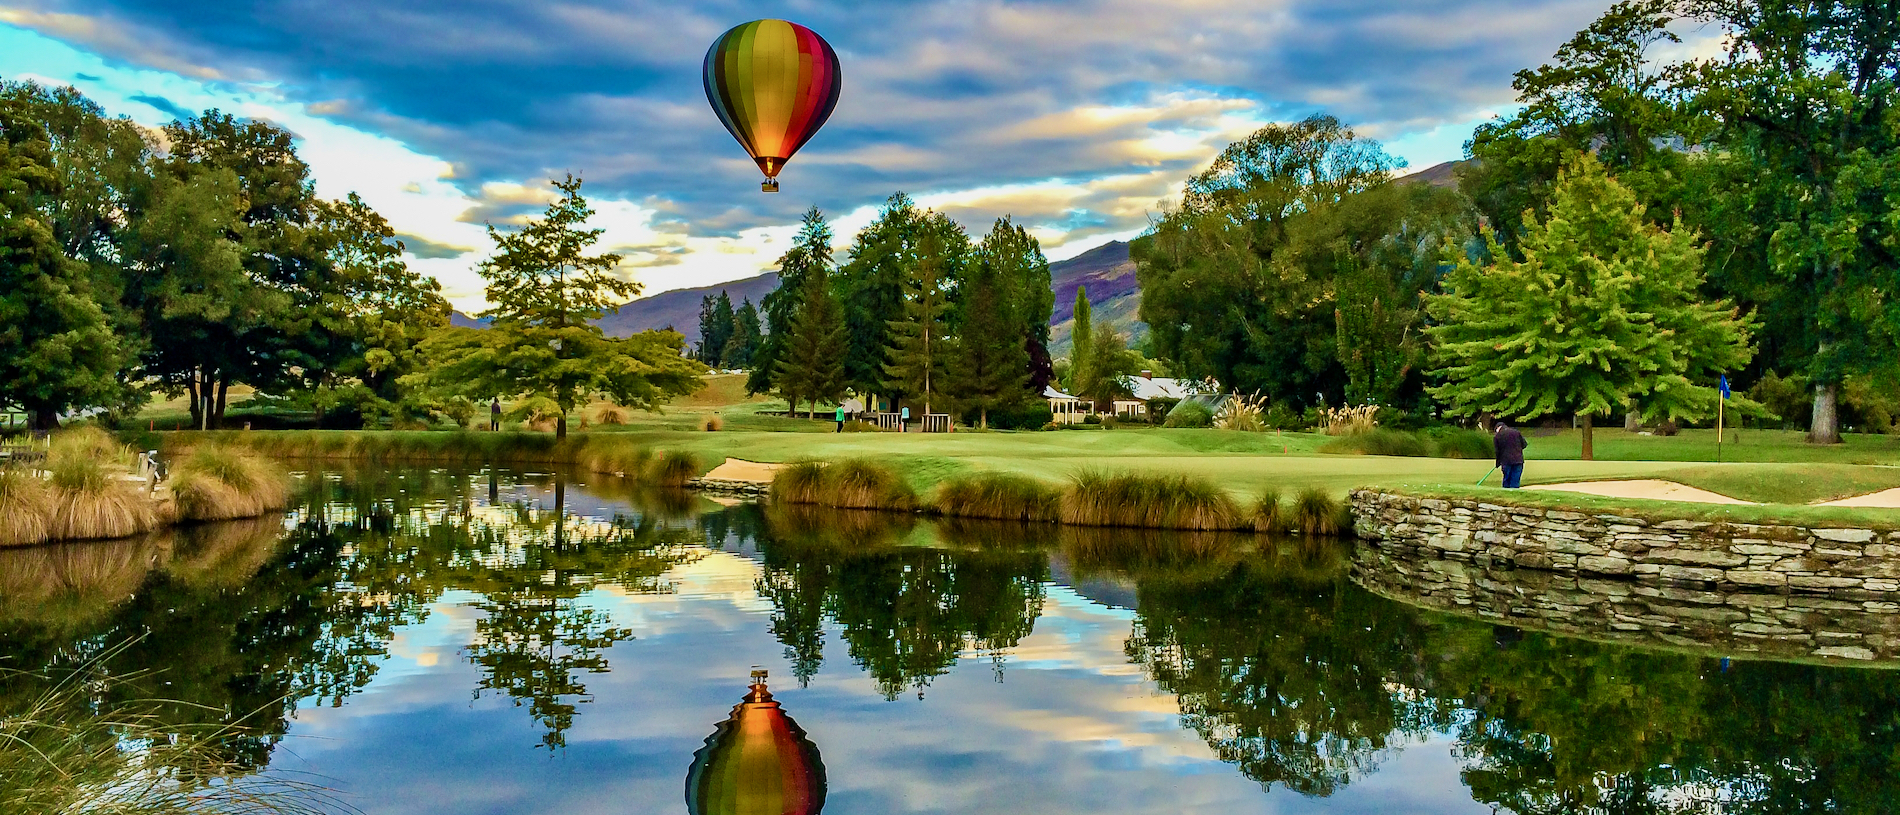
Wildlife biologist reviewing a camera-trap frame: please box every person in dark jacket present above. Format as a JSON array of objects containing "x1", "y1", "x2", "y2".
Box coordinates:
[{"x1": 1494, "y1": 422, "x2": 1528, "y2": 488}]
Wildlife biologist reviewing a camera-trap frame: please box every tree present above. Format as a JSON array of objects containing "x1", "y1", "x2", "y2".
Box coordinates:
[
  {"x1": 1426, "y1": 155, "x2": 1754, "y2": 459},
  {"x1": 0, "y1": 91, "x2": 127, "y2": 429},
  {"x1": 749, "y1": 207, "x2": 832, "y2": 395},
  {"x1": 774, "y1": 259, "x2": 848, "y2": 418},
  {"x1": 427, "y1": 175, "x2": 703, "y2": 438},
  {"x1": 947, "y1": 261, "x2": 1031, "y2": 427},
  {"x1": 1681, "y1": 0, "x2": 1900, "y2": 443},
  {"x1": 975, "y1": 217, "x2": 1055, "y2": 392},
  {"x1": 1073, "y1": 323, "x2": 1140, "y2": 408},
  {"x1": 309, "y1": 192, "x2": 451, "y2": 425},
  {"x1": 722, "y1": 298, "x2": 763, "y2": 369},
  {"x1": 836, "y1": 195, "x2": 921, "y2": 398},
  {"x1": 883, "y1": 228, "x2": 956, "y2": 416},
  {"x1": 696, "y1": 290, "x2": 734, "y2": 368},
  {"x1": 1067, "y1": 286, "x2": 1093, "y2": 396}
]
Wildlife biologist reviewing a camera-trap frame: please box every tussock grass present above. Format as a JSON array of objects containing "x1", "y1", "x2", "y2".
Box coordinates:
[
  {"x1": 701, "y1": 414, "x2": 724, "y2": 432},
  {"x1": 1289, "y1": 487, "x2": 1350, "y2": 536},
  {"x1": 1319, "y1": 428, "x2": 1430, "y2": 457},
  {"x1": 594, "y1": 404, "x2": 629, "y2": 425},
  {"x1": 1253, "y1": 487, "x2": 1283, "y2": 533},
  {"x1": 167, "y1": 447, "x2": 290, "y2": 522},
  {"x1": 930, "y1": 472, "x2": 1060, "y2": 522},
  {"x1": 45, "y1": 431, "x2": 156, "y2": 541},
  {"x1": 653, "y1": 449, "x2": 701, "y2": 487},
  {"x1": 769, "y1": 458, "x2": 916, "y2": 511},
  {"x1": 1061, "y1": 470, "x2": 1245, "y2": 530},
  {"x1": 0, "y1": 467, "x2": 53, "y2": 547}
]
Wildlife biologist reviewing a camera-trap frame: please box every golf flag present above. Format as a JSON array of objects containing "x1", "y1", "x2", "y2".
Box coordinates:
[{"x1": 1719, "y1": 374, "x2": 1731, "y2": 399}]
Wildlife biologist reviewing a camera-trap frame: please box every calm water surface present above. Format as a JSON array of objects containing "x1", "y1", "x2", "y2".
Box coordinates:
[{"x1": 3, "y1": 467, "x2": 1898, "y2": 814}]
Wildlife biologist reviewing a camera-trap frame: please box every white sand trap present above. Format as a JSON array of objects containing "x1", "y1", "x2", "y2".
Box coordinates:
[
  {"x1": 703, "y1": 458, "x2": 783, "y2": 483},
  {"x1": 1816, "y1": 488, "x2": 1900, "y2": 508},
  {"x1": 1525, "y1": 479, "x2": 1756, "y2": 505}
]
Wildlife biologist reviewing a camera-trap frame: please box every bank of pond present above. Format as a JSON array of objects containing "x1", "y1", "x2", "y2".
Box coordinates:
[{"x1": 2, "y1": 465, "x2": 1897, "y2": 814}]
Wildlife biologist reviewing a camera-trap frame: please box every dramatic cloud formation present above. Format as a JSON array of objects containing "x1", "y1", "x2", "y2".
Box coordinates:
[{"x1": 0, "y1": 0, "x2": 1616, "y2": 308}]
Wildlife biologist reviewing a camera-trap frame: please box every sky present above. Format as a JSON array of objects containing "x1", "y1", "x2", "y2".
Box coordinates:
[{"x1": 0, "y1": 0, "x2": 1628, "y2": 311}]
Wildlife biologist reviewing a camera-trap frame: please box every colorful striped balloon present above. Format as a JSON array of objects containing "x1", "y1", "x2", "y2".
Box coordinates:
[
  {"x1": 685, "y1": 677, "x2": 827, "y2": 815},
  {"x1": 703, "y1": 19, "x2": 843, "y2": 192}
]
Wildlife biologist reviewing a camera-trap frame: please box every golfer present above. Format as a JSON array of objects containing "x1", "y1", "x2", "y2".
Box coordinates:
[
  {"x1": 835, "y1": 404, "x2": 845, "y2": 432},
  {"x1": 1493, "y1": 421, "x2": 1528, "y2": 489},
  {"x1": 490, "y1": 398, "x2": 502, "y2": 432}
]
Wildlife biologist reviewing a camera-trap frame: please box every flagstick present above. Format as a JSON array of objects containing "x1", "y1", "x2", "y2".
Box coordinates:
[{"x1": 1717, "y1": 392, "x2": 1725, "y2": 464}]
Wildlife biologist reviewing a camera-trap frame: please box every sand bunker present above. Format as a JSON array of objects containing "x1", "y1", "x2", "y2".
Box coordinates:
[
  {"x1": 1816, "y1": 488, "x2": 1900, "y2": 509},
  {"x1": 702, "y1": 458, "x2": 783, "y2": 483},
  {"x1": 1525, "y1": 479, "x2": 1756, "y2": 505}
]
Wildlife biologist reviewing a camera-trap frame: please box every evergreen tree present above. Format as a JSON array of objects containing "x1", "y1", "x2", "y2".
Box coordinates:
[
  {"x1": 1426, "y1": 155, "x2": 1754, "y2": 460},
  {"x1": 750, "y1": 207, "x2": 831, "y2": 394},
  {"x1": 722, "y1": 298, "x2": 763, "y2": 369},
  {"x1": 836, "y1": 194, "x2": 922, "y2": 396},
  {"x1": 976, "y1": 217, "x2": 1055, "y2": 392},
  {"x1": 696, "y1": 290, "x2": 735, "y2": 368},
  {"x1": 1066, "y1": 286, "x2": 1093, "y2": 397},
  {"x1": 882, "y1": 229, "x2": 956, "y2": 415},
  {"x1": 947, "y1": 263, "x2": 1032, "y2": 428},
  {"x1": 774, "y1": 260, "x2": 848, "y2": 418}
]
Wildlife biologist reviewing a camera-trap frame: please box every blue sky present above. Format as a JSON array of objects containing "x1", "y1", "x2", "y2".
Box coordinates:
[{"x1": 0, "y1": 1, "x2": 1624, "y2": 309}]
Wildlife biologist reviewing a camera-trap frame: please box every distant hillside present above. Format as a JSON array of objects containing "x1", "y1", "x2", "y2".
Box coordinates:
[
  {"x1": 1398, "y1": 160, "x2": 1465, "y2": 189},
  {"x1": 596, "y1": 272, "x2": 779, "y2": 337},
  {"x1": 1048, "y1": 240, "x2": 1145, "y2": 357}
]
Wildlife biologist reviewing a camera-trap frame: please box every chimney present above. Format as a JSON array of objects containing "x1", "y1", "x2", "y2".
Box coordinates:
[{"x1": 1141, "y1": 370, "x2": 1153, "y2": 380}]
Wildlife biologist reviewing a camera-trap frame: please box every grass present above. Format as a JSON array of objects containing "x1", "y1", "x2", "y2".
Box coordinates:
[
  {"x1": 769, "y1": 458, "x2": 918, "y2": 511},
  {"x1": 167, "y1": 447, "x2": 291, "y2": 522},
  {"x1": 1062, "y1": 471, "x2": 1245, "y2": 531},
  {"x1": 1253, "y1": 487, "x2": 1283, "y2": 533},
  {"x1": 44, "y1": 429, "x2": 158, "y2": 541},
  {"x1": 0, "y1": 467, "x2": 53, "y2": 546},
  {"x1": 1289, "y1": 487, "x2": 1350, "y2": 536},
  {"x1": 930, "y1": 472, "x2": 1062, "y2": 522}
]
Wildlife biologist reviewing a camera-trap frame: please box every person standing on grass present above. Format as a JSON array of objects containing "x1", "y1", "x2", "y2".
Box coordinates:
[
  {"x1": 834, "y1": 404, "x2": 844, "y2": 432},
  {"x1": 491, "y1": 398, "x2": 502, "y2": 431},
  {"x1": 1494, "y1": 422, "x2": 1528, "y2": 488}
]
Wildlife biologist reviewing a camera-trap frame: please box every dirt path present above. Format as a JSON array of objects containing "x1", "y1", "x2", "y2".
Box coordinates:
[
  {"x1": 702, "y1": 458, "x2": 783, "y2": 483},
  {"x1": 1525, "y1": 479, "x2": 1756, "y2": 505}
]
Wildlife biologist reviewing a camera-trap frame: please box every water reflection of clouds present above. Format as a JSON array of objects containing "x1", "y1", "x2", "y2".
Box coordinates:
[{"x1": 265, "y1": 547, "x2": 1485, "y2": 814}]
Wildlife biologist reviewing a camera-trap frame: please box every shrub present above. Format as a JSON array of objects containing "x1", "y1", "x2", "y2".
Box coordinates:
[
  {"x1": 1253, "y1": 487, "x2": 1283, "y2": 533},
  {"x1": 1061, "y1": 471, "x2": 1244, "y2": 530},
  {"x1": 0, "y1": 467, "x2": 52, "y2": 547},
  {"x1": 987, "y1": 402, "x2": 1054, "y2": 431},
  {"x1": 931, "y1": 472, "x2": 1060, "y2": 522},
  {"x1": 701, "y1": 414, "x2": 724, "y2": 432},
  {"x1": 841, "y1": 420, "x2": 880, "y2": 432},
  {"x1": 1318, "y1": 428, "x2": 1430, "y2": 457},
  {"x1": 595, "y1": 404, "x2": 629, "y2": 425},
  {"x1": 1214, "y1": 394, "x2": 1268, "y2": 432},
  {"x1": 653, "y1": 450, "x2": 701, "y2": 487},
  {"x1": 1429, "y1": 428, "x2": 1494, "y2": 459},
  {"x1": 1289, "y1": 488, "x2": 1350, "y2": 536},
  {"x1": 1082, "y1": 414, "x2": 1102, "y2": 425},
  {"x1": 1145, "y1": 397, "x2": 1181, "y2": 425},
  {"x1": 1163, "y1": 401, "x2": 1214, "y2": 428}
]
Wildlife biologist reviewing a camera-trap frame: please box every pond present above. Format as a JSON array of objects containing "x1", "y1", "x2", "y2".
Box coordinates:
[{"x1": 3, "y1": 466, "x2": 1898, "y2": 814}]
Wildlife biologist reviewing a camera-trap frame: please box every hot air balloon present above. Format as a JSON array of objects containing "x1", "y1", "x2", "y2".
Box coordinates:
[
  {"x1": 703, "y1": 20, "x2": 842, "y2": 193},
  {"x1": 686, "y1": 670, "x2": 827, "y2": 815}
]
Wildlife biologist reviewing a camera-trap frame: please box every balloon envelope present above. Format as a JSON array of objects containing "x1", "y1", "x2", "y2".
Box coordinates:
[
  {"x1": 703, "y1": 19, "x2": 842, "y2": 186},
  {"x1": 685, "y1": 679, "x2": 826, "y2": 815}
]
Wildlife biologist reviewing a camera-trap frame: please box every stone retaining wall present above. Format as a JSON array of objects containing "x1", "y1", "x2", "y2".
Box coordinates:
[
  {"x1": 1352, "y1": 548, "x2": 1900, "y2": 663},
  {"x1": 686, "y1": 478, "x2": 771, "y2": 497},
  {"x1": 1351, "y1": 489, "x2": 1900, "y2": 598}
]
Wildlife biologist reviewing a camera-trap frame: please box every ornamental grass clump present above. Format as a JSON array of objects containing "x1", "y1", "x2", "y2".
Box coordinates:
[
  {"x1": 594, "y1": 404, "x2": 629, "y2": 425},
  {"x1": 930, "y1": 472, "x2": 1060, "y2": 523},
  {"x1": 769, "y1": 459, "x2": 916, "y2": 511},
  {"x1": 1318, "y1": 428, "x2": 1430, "y2": 457},
  {"x1": 1289, "y1": 488, "x2": 1351, "y2": 536},
  {"x1": 45, "y1": 430, "x2": 156, "y2": 541},
  {"x1": 1320, "y1": 405, "x2": 1379, "y2": 435},
  {"x1": 1214, "y1": 393, "x2": 1268, "y2": 432},
  {"x1": 1253, "y1": 487, "x2": 1283, "y2": 533},
  {"x1": 0, "y1": 467, "x2": 53, "y2": 547},
  {"x1": 167, "y1": 447, "x2": 291, "y2": 522},
  {"x1": 653, "y1": 450, "x2": 701, "y2": 487},
  {"x1": 1061, "y1": 471, "x2": 1243, "y2": 531}
]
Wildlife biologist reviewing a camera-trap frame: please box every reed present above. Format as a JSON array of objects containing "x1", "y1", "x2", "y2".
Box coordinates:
[
  {"x1": 0, "y1": 467, "x2": 53, "y2": 547},
  {"x1": 653, "y1": 449, "x2": 701, "y2": 487},
  {"x1": 768, "y1": 458, "x2": 916, "y2": 511},
  {"x1": 167, "y1": 447, "x2": 291, "y2": 522},
  {"x1": 1289, "y1": 487, "x2": 1351, "y2": 536},
  {"x1": 1061, "y1": 471, "x2": 1245, "y2": 531},
  {"x1": 1253, "y1": 487, "x2": 1283, "y2": 533},
  {"x1": 930, "y1": 472, "x2": 1061, "y2": 523}
]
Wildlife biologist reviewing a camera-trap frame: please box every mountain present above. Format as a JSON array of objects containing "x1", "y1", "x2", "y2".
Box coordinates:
[
  {"x1": 595, "y1": 272, "x2": 780, "y2": 337},
  {"x1": 1397, "y1": 160, "x2": 1466, "y2": 189},
  {"x1": 1047, "y1": 240, "x2": 1144, "y2": 356}
]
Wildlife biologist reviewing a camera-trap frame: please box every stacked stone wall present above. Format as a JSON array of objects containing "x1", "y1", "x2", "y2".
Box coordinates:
[{"x1": 1351, "y1": 490, "x2": 1900, "y2": 599}]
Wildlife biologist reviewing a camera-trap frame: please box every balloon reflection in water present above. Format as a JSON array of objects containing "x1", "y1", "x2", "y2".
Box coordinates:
[{"x1": 686, "y1": 669, "x2": 826, "y2": 815}]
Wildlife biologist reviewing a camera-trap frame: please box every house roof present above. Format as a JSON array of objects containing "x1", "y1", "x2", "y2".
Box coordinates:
[{"x1": 1122, "y1": 377, "x2": 1205, "y2": 401}]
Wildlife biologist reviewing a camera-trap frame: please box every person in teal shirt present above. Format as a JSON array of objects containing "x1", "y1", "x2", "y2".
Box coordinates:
[{"x1": 834, "y1": 405, "x2": 844, "y2": 432}]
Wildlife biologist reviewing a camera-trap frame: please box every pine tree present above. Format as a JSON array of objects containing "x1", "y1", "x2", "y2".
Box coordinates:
[
  {"x1": 947, "y1": 264, "x2": 1031, "y2": 427},
  {"x1": 696, "y1": 290, "x2": 735, "y2": 368},
  {"x1": 696, "y1": 294, "x2": 720, "y2": 367},
  {"x1": 723, "y1": 298, "x2": 763, "y2": 369},
  {"x1": 882, "y1": 229, "x2": 955, "y2": 416},
  {"x1": 775, "y1": 261, "x2": 847, "y2": 418},
  {"x1": 1067, "y1": 286, "x2": 1093, "y2": 398},
  {"x1": 750, "y1": 207, "x2": 832, "y2": 395},
  {"x1": 976, "y1": 217, "x2": 1055, "y2": 392},
  {"x1": 1426, "y1": 154, "x2": 1754, "y2": 460}
]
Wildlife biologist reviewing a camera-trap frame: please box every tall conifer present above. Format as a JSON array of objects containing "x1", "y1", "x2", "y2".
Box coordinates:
[{"x1": 775, "y1": 262, "x2": 847, "y2": 418}]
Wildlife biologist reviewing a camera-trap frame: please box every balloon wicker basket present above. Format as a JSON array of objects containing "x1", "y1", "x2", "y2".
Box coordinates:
[{"x1": 762, "y1": 178, "x2": 779, "y2": 193}]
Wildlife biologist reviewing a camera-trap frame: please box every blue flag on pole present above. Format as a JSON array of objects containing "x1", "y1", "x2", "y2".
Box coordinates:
[{"x1": 1719, "y1": 374, "x2": 1730, "y2": 399}]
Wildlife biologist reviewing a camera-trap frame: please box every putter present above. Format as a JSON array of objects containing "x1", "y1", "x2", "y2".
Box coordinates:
[{"x1": 1476, "y1": 466, "x2": 1499, "y2": 486}]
